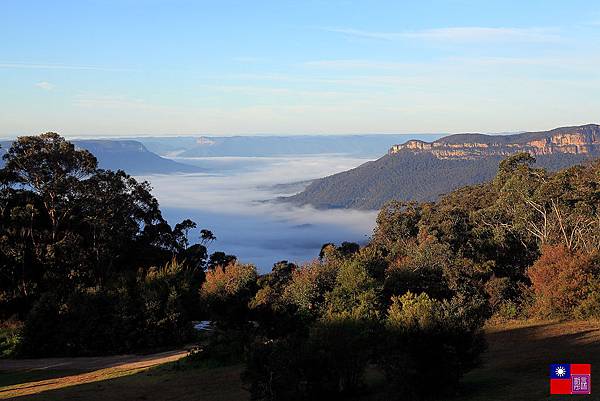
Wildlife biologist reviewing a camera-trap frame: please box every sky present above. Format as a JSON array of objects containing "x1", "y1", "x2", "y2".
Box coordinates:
[{"x1": 1, "y1": 0, "x2": 600, "y2": 137}]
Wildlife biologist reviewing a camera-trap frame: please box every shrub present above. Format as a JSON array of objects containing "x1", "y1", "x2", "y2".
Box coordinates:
[
  {"x1": 189, "y1": 327, "x2": 254, "y2": 366},
  {"x1": 377, "y1": 292, "x2": 486, "y2": 400},
  {"x1": 282, "y1": 261, "x2": 337, "y2": 319},
  {"x1": 325, "y1": 260, "x2": 381, "y2": 320},
  {"x1": 305, "y1": 319, "x2": 373, "y2": 395},
  {"x1": 244, "y1": 337, "x2": 304, "y2": 400},
  {"x1": 575, "y1": 276, "x2": 600, "y2": 319},
  {"x1": 19, "y1": 290, "x2": 131, "y2": 356},
  {"x1": 527, "y1": 245, "x2": 599, "y2": 317},
  {"x1": 137, "y1": 260, "x2": 198, "y2": 348},
  {"x1": 484, "y1": 276, "x2": 530, "y2": 320},
  {"x1": 0, "y1": 320, "x2": 22, "y2": 357},
  {"x1": 383, "y1": 239, "x2": 453, "y2": 300},
  {"x1": 200, "y1": 261, "x2": 258, "y2": 326},
  {"x1": 19, "y1": 260, "x2": 198, "y2": 357},
  {"x1": 243, "y1": 318, "x2": 373, "y2": 401}
]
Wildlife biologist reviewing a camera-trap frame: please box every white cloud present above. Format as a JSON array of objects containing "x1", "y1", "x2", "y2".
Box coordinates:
[
  {"x1": 1, "y1": 62, "x2": 131, "y2": 71},
  {"x1": 324, "y1": 26, "x2": 560, "y2": 43},
  {"x1": 35, "y1": 81, "x2": 55, "y2": 91},
  {"x1": 404, "y1": 27, "x2": 560, "y2": 42}
]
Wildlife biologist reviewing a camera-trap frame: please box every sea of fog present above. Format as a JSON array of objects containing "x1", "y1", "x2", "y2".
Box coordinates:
[{"x1": 136, "y1": 155, "x2": 378, "y2": 273}]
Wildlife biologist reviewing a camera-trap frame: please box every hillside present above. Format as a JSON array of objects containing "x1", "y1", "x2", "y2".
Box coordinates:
[
  {"x1": 0, "y1": 139, "x2": 202, "y2": 175},
  {"x1": 74, "y1": 140, "x2": 202, "y2": 174},
  {"x1": 285, "y1": 124, "x2": 600, "y2": 210}
]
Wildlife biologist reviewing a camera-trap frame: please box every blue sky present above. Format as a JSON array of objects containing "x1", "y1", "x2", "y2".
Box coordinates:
[{"x1": 1, "y1": 0, "x2": 599, "y2": 136}]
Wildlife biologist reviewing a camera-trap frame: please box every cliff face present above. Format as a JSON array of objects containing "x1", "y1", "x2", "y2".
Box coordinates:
[{"x1": 389, "y1": 124, "x2": 600, "y2": 159}]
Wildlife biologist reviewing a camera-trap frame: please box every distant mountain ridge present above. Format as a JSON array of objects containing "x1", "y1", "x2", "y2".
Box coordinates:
[
  {"x1": 389, "y1": 124, "x2": 600, "y2": 159},
  {"x1": 284, "y1": 124, "x2": 600, "y2": 210},
  {"x1": 0, "y1": 139, "x2": 202, "y2": 175},
  {"x1": 135, "y1": 134, "x2": 443, "y2": 158}
]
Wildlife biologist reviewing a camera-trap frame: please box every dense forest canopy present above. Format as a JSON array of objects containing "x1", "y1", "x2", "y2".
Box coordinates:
[
  {"x1": 285, "y1": 152, "x2": 595, "y2": 210},
  {"x1": 1, "y1": 133, "x2": 599, "y2": 400},
  {"x1": 203, "y1": 148, "x2": 600, "y2": 399},
  {"x1": 0, "y1": 133, "x2": 226, "y2": 355}
]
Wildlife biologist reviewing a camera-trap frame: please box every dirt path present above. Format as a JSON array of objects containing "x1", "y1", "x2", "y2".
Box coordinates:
[
  {"x1": 0, "y1": 349, "x2": 188, "y2": 399},
  {"x1": 0, "y1": 349, "x2": 187, "y2": 372}
]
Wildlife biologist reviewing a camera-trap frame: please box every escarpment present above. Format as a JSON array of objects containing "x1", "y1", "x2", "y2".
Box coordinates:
[
  {"x1": 389, "y1": 124, "x2": 600, "y2": 159},
  {"x1": 284, "y1": 124, "x2": 600, "y2": 210}
]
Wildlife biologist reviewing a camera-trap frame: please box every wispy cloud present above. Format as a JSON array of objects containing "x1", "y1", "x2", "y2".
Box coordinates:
[
  {"x1": 197, "y1": 84, "x2": 359, "y2": 99},
  {"x1": 35, "y1": 81, "x2": 55, "y2": 91},
  {"x1": 404, "y1": 27, "x2": 560, "y2": 42},
  {"x1": 0, "y1": 62, "x2": 132, "y2": 71},
  {"x1": 324, "y1": 26, "x2": 561, "y2": 43},
  {"x1": 74, "y1": 95, "x2": 152, "y2": 110},
  {"x1": 304, "y1": 59, "x2": 412, "y2": 70}
]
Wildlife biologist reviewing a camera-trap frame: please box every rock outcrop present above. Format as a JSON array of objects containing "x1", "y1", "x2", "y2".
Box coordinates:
[
  {"x1": 389, "y1": 124, "x2": 600, "y2": 159},
  {"x1": 284, "y1": 124, "x2": 600, "y2": 210}
]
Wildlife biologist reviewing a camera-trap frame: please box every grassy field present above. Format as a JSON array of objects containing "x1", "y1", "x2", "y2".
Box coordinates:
[
  {"x1": 1, "y1": 320, "x2": 599, "y2": 400},
  {"x1": 454, "y1": 320, "x2": 600, "y2": 401}
]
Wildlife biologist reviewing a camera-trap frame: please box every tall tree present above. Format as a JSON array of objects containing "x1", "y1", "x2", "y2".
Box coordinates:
[{"x1": 3, "y1": 133, "x2": 97, "y2": 242}]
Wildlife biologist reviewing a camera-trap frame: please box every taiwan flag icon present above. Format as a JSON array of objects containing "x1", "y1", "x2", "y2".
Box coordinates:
[{"x1": 550, "y1": 364, "x2": 591, "y2": 395}]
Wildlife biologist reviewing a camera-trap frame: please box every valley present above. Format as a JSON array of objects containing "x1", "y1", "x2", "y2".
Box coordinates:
[{"x1": 285, "y1": 124, "x2": 600, "y2": 210}]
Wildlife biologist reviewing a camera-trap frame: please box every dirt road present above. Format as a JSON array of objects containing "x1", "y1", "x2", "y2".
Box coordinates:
[
  {"x1": 0, "y1": 349, "x2": 187, "y2": 372},
  {"x1": 0, "y1": 349, "x2": 188, "y2": 399}
]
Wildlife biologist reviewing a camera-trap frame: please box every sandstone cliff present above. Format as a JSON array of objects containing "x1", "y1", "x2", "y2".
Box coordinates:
[{"x1": 389, "y1": 124, "x2": 600, "y2": 159}]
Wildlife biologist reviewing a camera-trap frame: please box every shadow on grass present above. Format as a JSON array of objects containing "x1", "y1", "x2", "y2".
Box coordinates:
[
  {"x1": 0, "y1": 369, "x2": 90, "y2": 388},
  {"x1": 3, "y1": 322, "x2": 600, "y2": 401},
  {"x1": 452, "y1": 321, "x2": 600, "y2": 401},
  {"x1": 4, "y1": 361, "x2": 248, "y2": 401}
]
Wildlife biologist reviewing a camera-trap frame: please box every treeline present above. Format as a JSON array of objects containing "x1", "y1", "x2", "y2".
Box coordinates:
[
  {"x1": 2, "y1": 133, "x2": 600, "y2": 400},
  {"x1": 198, "y1": 152, "x2": 600, "y2": 400},
  {"x1": 0, "y1": 133, "x2": 233, "y2": 356}
]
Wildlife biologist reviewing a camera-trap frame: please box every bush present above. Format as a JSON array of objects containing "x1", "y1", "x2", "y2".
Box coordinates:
[
  {"x1": 282, "y1": 261, "x2": 337, "y2": 319},
  {"x1": 527, "y1": 245, "x2": 599, "y2": 317},
  {"x1": 244, "y1": 337, "x2": 304, "y2": 400},
  {"x1": 19, "y1": 260, "x2": 198, "y2": 357},
  {"x1": 383, "y1": 239, "x2": 453, "y2": 300},
  {"x1": 377, "y1": 292, "x2": 486, "y2": 400},
  {"x1": 19, "y1": 290, "x2": 129, "y2": 356},
  {"x1": 200, "y1": 262, "x2": 258, "y2": 326},
  {"x1": 575, "y1": 276, "x2": 600, "y2": 318},
  {"x1": 325, "y1": 260, "x2": 381, "y2": 320},
  {"x1": 243, "y1": 318, "x2": 373, "y2": 401},
  {"x1": 0, "y1": 320, "x2": 22, "y2": 358},
  {"x1": 185, "y1": 327, "x2": 253, "y2": 367},
  {"x1": 137, "y1": 260, "x2": 198, "y2": 348},
  {"x1": 484, "y1": 276, "x2": 530, "y2": 320}
]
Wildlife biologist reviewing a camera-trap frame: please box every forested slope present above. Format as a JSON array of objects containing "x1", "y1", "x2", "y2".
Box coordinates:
[{"x1": 285, "y1": 152, "x2": 593, "y2": 209}]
